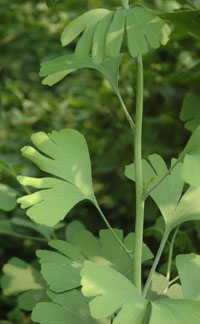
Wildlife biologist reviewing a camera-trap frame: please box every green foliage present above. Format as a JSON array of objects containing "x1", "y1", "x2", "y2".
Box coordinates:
[
  {"x1": 2, "y1": 0, "x2": 200, "y2": 322},
  {"x1": 17, "y1": 129, "x2": 96, "y2": 226}
]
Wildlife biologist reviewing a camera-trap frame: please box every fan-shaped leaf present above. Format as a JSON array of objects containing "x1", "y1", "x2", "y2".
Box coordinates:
[
  {"x1": 180, "y1": 94, "x2": 200, "y2": 132},
  {"x1": 176, "y1": 253, "x2": 200, "y2": 300},
  {"x1": 39, "y1": 53, "x2": 123, "y2": 92},
  {"x1": 36, "y1": 228, "x2": 153, "y2": 293},
  {"x1": 17, "y1": 129, "x2": 96, "y2": 226},
  {"x1": 81, "y1": 261, "x2": 200, "y2": 324},
  {"x1": 125, "y1": 6, "x2": 170, "y2": 58},
  {"x1": 75, "y1": 23, "x2": 97, "y2": 60},
  {"x1": 61, "y1": 9, "x2": 109, "y2": 46}
]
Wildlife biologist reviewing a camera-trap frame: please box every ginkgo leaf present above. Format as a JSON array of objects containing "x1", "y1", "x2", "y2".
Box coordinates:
[
  {"x1": 125, "y1": 154, "x2": 184, "y2": 232},
  {"x1": 39, "y1": 53, "x2": 123, "y2": 92},
  {"x1": 81, "y1": 261, "x2": 200, "y2": 324},
  {"x1": 32, "y1": 289, "x2": 109, "y2": 324},
  {"x1": 61, "y1": 9, "x2": 109, "y2": 46},
  {"x1": 176, "y1": 253, "x2": 200, "y2": 300},
  {"x1": 36, "y1": 228, "x2": 153, "y2": 293},
  {"x1": 125, "y1": 6, "x2": 170, "y2": 58},
  {"x1": 181, "y1": 125, "x2": 200, "y2": 187},
  {"x1": 1, "y1": 258, "x2": 46, "y2": 295},
  {"x1": 81, "y1": 261, "x2": 148, "y2": 323},
  {"x1": 180, "y1": 93, "x2": 200, "y2": 132},
  {"x1": 17, "y1": 129, "x2": 96, "y2": 226},
  {"x1": 60, "y1": 5, "x2": 170, "y2": 63}
]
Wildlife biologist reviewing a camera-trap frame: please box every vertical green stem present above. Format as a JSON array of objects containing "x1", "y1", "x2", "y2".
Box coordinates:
[
  {"x1": 133, "y1": 54, "x2": 145, "y2": 293},
  {"x1": 142, "y1": 231, "x2": 169, "y2": 298},
  {"x1": 166, "y1": 226, "x2": 179, "y2": 281}
]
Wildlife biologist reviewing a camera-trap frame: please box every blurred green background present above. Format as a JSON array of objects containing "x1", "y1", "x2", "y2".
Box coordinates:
[{"x1": 0, "y1": 0, "x2": 200, "y2": 322}]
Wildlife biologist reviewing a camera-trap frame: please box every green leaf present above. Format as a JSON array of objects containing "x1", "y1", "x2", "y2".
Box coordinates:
[
  {"x1": 46, "y1": 0, "x2": 56, "y2": 8},
  {"x1": 81, "y1": 261, "x2": 200, "y2": 323},
  {"x1": 160, "y1": 9, "x2": 200, "y2": 40},
  {"x1": 39, "y1": 53, "x2": 123, "y2": 92},
  {"x1": 0, "y1": 184, "x2": 17, "y2": 211},
  {"x1": 146, "y1": 272, "x2": 169, "y2": 301},
  {"x1": 164, "y1": 284, "x2": 183, "y2": 299},
  {"x1": 176, "y1": 253, "x2": 200, "y2": 300},
  {"x1": 105, "y1": 9, "x2": 125, "y2": 59},
  {"x1": 125, "y1": 6, "x2": 170, "y2": 58},
  {"x1": 181, "y1": 125, "x2": 200, "y2": 186},
  {"x1": 81, "y1": 261, "x2": 148, "y2": 323},
  {"x1": 17, "y1": 129, "x2": 96, "y2": 226},
  {"x1": 180, "y1": 94, "x2": 200, "y2": 132},
  {"x1": 18, "y1": 289, "x2": 50, "y2": 311},
  {"x1": 125, "y1": 154, "x2": 184, "y2": 232},
  {"x1": 1, "y1": 258, "x2": 45, "y2": 295},
  {"x1": 149, "y1": 298, "x2": 200, "y2": 324},
  {"x1": 61, "y1": 9, "x2": 109, "y2": 46},
  {"x1": 65, "y1": 220, "x2": 86, "y2": 241},
  {"x1": 92, "y1": 12, "x2": 113, "y2": 64},
  {"x1": 36, "y1": 229, "x2": 152, "y2": 293},
  {"x1": 32, "y1": 290, "x2": 108, "y2": 324},
  {"x1": 75, "y1": 23, "x2": 97, "y2": 61}
]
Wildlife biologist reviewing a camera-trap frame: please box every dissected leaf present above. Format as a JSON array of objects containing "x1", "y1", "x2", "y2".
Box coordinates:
[
  {"x1": 81, "y1": 261, "x2": 200, "y2": 324},
  {"x1": 125, "y1": 6, "x2": 170, "y2": 58},
  {"x1": 81, "y1": 261, "x2": 148, "y2": 323},
  {"x1": 0, "y1": 184, "x2": 17, "y2": 211},
  {"x1": 36, "y1": 229, "x2": 153, "y2": 293},
  {"x1": 146, "y1": 272, "x2": 169, "y2": 301},
  {"x1": 61, "y1": 9, "x2": 109, "y2": 46},
  {"x1": 181, "y1": 125, "x2": 200, "y2": 187},
  {"x1": 1, "y1": 258, "x2": 45, "y2": 295},
  {"x1": 176, "y1": 253, "x2": 200, "y2": 300},
  {"x1": 180, "y1": 93, "x2": 200, "y2": 132},
  {"x1": 39, "y1": 53, "x2": 123, "y2": 92},
  {"x1": 75, "y1": 23, "x2": 97, "y2": 60},
  {"x1": 17, "y1": 129, "x2": 96, "y2": 226},
  {"x1": 125, "y1": 154, "x2": 184, "y2": 232},
  {"x1": 32, "y1": 289, "x2": 108, "y2": 324}
]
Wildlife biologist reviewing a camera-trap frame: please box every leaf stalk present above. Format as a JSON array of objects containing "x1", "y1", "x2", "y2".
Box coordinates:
[{"x1": 133, "y1": 54, "x2": 145, "y2": 293}]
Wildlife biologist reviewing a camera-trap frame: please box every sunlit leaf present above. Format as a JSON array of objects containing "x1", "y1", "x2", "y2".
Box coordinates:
[
  {"x1": 81, "y1": 261, "x2": 200, "y2": 323},
  {"x1": 61, "y1": 9, "x2": 109, "y2": 46},
  {"x1": 146, "y1": 272, "x2": 169, "y2": 301},
  {"x1": 81, "y1": 261, "x2": 148, "y2": 323},
  {"x1": 1, "y1": 258, "x2": 45, "y2": 295},
  {"x1": 180, "y1": 93, "x2": 200, "y2": 132},
  {"x1": 176, "y1": 253, "x2": 200, "y2": 300},
  {"x1": 17, "y1": 129, "x2": 96, "y2": 226}
]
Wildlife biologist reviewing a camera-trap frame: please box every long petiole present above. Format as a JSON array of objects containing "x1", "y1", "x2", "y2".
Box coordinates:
[
  {"x1": 117, "y1": 92, "x2": 135, "y2": 131},
  {"x1": 143, "y1": 231, "x2": 169, "y2": 298},
  {"x1": 133, "y1": 54, "x2": 145, "y2": 293},
  {"x1": 96, "y1": 204, "x2": 132, "y2": 256},
  {"x1": 166, "y1": 225, "x2": 180, "y2": 281}
]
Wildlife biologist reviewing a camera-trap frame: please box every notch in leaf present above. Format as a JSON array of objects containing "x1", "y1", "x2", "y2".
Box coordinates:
[
  {"x1": 61, "y1": 5, "x2": 170, "y2": 64},
  {"x1": 17, "y1": 129, "x2": 97, "y2": 227}
]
